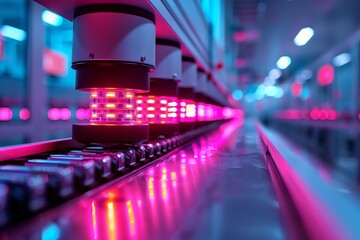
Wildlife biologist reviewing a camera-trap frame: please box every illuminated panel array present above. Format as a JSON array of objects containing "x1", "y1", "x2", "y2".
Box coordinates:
[
  {"x1": 209, "y1": 105, "x2": 223, "y2": 121},
  {"x1": 136, "y1": 96, "x2": 178, "y2": 124},
  {"x1": 222, "y1": 107, "x2": 243, "y2": 119},
  {"x1": 203, "y1": 104, "x2": 224, "y2": 122},
  {"x1": 179, "y1": 100, "x2": 196, "y2": 123},
  {"x1": 90, "y1": 90, "x2": 136, "y2": 124},
  {"x1": 197, "y1": 103, "x2": 206, "y2": 122},
  {"x1": 205, "y1": 104, "x2": 214, "y2": 121}
]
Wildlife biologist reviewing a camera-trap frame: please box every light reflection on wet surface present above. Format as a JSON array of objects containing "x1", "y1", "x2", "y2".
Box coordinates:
[{"x1": 3, "y1": 120, "x2": 285, "y2": 240}]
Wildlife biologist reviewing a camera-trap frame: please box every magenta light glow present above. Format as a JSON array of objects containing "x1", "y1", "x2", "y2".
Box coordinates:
[
  {"x1": 136, "y1": 96, "x2": 178, "y2": 124},
  {"x1": 222, "y1": 107, "x2": 233, "y2": 119},
  {"x1": 48, "y1": 108, "x2": 72, "y2": 121},
  {"x1": 179, "y1": 100, "x2": 196, "y2": 122},
  {"x1": 76, "y1": 108, "x2": 90, "y2": 120},
  {"x1": 222, "y1": 107, "x2": 243, "y2": 119},
  {"x1": 196, "y1": 103, "x2": 206, "y2": 121},
  {"x1": 310, "y1": 109, "x2": 338, "y2": 120},
  {"x1": 60, "y1": 108, "x2": 71, "y2": 120},
  {"x1": 211, "y1": 105, "x2": 223, "y2": 121},
  {"x1": 48, "y1": 108, "x2": 60, "y2": 121},
  {"x1": 90, "y1": 90, "x2": 136, "y2": 124},
  {"x1": 205, "y1": 104, "x2": 214, "y2": 121},
  {"x1": 0, "y1": 107, "x2": 12, "y2": 121},
  {"x1": 291, "y1": 82, "x2": 303, "y2": 97},
  {"x1": 19, "y1": 108, "x2": 30, "y2": 121},
  {"x1": 318, "y1": 64, "x2": 334, "y2": 86}
]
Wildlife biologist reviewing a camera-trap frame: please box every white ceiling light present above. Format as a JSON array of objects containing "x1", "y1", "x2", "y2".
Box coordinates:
[
  {"x1": 269, "y1": 69, "x2": 282, "y2": 80},
  {"x1": 42, "y1": 10, "x2": 63, "y2": 27},
  {"x1": 332, "y1": 53, "x2": 351, "y2": 67},
  {"x1": 276, "y1": 56, "x2": 291, "y2": 69},
  {"x1": 294, "y1": 27, "x2": 314, "y2": 46},
  {"x1": 0, "y1": 25, "x2": 26, "y2": 41},
  {"x1": 232, "y1": 89, "x2": 243, "y2": 100},
  {"x1": 265, "y1": 85, "x2": 278, "y2": 97}
]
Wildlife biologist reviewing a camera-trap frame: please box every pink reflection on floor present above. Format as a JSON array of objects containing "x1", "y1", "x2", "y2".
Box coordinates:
[{"x1": 81, "y1": 119, "x2": 244, "y2": 240}]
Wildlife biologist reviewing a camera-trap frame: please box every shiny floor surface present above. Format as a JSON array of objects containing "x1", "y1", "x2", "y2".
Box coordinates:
[{"x1": 2, "y1": 120, "x2": 285, "y2": 240}]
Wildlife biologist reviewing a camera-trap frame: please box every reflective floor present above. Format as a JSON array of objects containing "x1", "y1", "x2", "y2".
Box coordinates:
[{"x1": 2, "y1": 120, "x2": 285, "y2": 240}]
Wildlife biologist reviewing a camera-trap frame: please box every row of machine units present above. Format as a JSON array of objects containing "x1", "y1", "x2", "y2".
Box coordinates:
[
  {"x1": 0, "y1": 3, "x2": 237, "y2": 229},
  {"x1": 70, "y1": 4, "x2": 232, "y2": 144}
]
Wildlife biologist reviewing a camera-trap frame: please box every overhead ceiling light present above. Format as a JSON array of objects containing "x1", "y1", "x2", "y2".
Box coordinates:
[
  {"x1": 297, "y1": 69, "x2": 313, "y2": 82},
  {"x1": 332, "y1": 53, "x2": 351, "y2": 67},
  {"x1": 42, "y1": 10, "x2": 63, "y2": 27},
  {"x1": 276, "y1": 56, "x2": 291, "y2": 69},
  {"x1": 274, "y1": 87, "x2": 284, "y2": 99},
  {"x1": 256, "y1": 84, "x2": 266, "y2": 97},
  {"x1": 294, "y1": 27, "x2": 314, "y2": 46},
  {"x1": 264, "y1": 76, "x2": 276, "y2": 85},
  {"x1": 269, "y1": 68, "x2": 282, "y2": 80},
  {"x1": 232, "y1": 89, "x2": 243, "y2": 100},
  {"x1": 265, "y1": 85, "x2": 278, "y2": 97},
  {"x1": 0, "y1": 25, "x2": 26, "y2": 41}
]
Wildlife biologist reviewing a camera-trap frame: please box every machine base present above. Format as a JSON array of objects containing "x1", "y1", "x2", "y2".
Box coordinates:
[
  {"x1": 179, "y1": 122, "x2": 195, "y2": 133},
  {"x1": 72, "y1": 123, "x2": 149, "y2": 144},
  {"x1": 149, "y1": 123, "x2": 179, "y2": 138}
]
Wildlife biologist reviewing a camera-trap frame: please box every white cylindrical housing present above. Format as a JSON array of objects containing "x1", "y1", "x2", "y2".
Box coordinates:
[
  {"x1": 181, "y1": 57, "x2": 197, "y2": 88},
  {"x1": 208, "y1": 80, "x2": 216, "y2": 101},
  {"x1": 196, "y1": 69, "x2": 207, "y2": 94},
  {"x1": 73, "y1": 10, "x2": 155, "y2": 67},
  {"x1": 150, "y1": 40, "x2": 182, "y2": 81}
]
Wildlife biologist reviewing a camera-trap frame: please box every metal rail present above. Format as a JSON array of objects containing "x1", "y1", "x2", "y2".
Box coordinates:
[{"x1": 256, "y1": 122, "x2": 360, "y2": 240}]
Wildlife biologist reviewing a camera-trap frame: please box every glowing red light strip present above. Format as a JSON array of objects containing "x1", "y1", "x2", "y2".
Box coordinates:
[
  {"x1": 179, "y1": 99, "x2": 196, "y2": 122},
  {"x1": 136, "y1": 96, "x2": 178, "y2": 124},
  {"x1": 90, "y1": 90, "x2": 136, "y2": 124}
]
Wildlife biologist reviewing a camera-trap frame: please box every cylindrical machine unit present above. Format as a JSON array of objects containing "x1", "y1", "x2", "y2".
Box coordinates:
[
  {"x1": 178, "y1": 56, "x2": 197, "y2": 132},
  {"x1": 71, "y1": 4, "x2": 156, "y2": 144},
  {"x1": 207, "y1": 78, "x2": 223, "y2": 121},
  {"x1": 136, "y1": 39, "x2": 182, "y2": 138},
  {"x1": 195, "y1": 68, "x2": 207, "y2": 124},
  {"x1": 204, "y1": 73, "x2": 215, "y2": 122}
]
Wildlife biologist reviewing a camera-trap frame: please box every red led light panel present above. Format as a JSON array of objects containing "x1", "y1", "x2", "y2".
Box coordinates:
[
  {"x1": 90, "y1": 90, "x2": 136, "y2": 124},
  {"x1": 179, "y1": 100, "x2": 196, "y2": 123},
  {"x1": 136, "y1": 96, "x2": 178, "y2": 124},
  {"x1": 197, "y1": 103, "x2": 206, "y2": 121}
]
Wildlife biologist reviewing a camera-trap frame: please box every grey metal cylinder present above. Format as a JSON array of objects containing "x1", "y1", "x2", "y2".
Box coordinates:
[
  {"x1": 181, "y1": 56, "x2": 197, "y2": 88},
  {"x1": 196, "y1": 68, "x2": 207, "y2": 94},
  {"x1": 72, "y1": 6, "x2": 155, "y2": 68},
  {"x1": 150, "y1": 39, "x2": 182, "y2": 81}
]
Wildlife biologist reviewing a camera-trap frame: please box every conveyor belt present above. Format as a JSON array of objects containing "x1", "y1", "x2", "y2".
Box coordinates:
[
  {"x1": 257, "y1": 123, "x2": 360, "y2": 239},
  {"x1": 0, "y1": 119, "x2": 288, "y2": 239}
]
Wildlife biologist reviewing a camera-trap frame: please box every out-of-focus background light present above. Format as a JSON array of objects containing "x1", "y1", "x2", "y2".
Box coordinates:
[
  {"x1": 294, "y1": 27, "x2": 314, "y2": 46},
  {"x1": 276, "y1": 56, "x2": 291, "y2": 69},
  {"x1": 42, "y1": 10, "x2": 63, "y2": 27}
]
